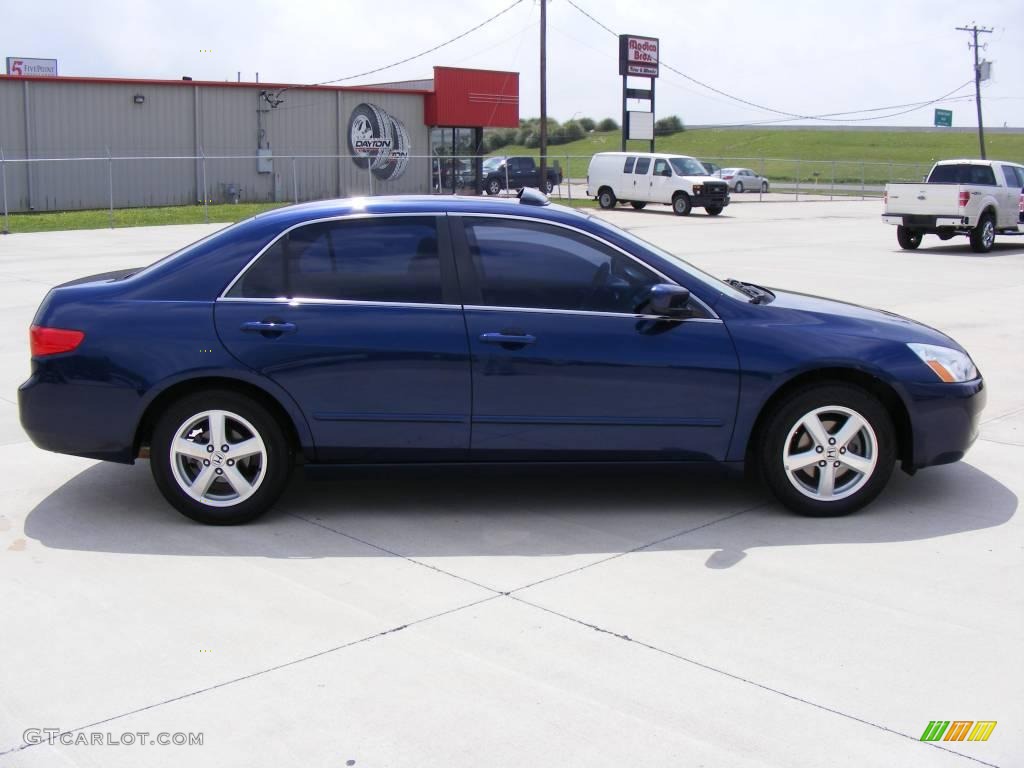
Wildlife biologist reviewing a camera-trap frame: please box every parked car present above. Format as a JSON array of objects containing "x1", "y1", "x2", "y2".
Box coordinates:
[
  {"x1": 20, "y1": 191, "x2": 984, "y2": 525},
  {"x1": 882, "y1": 159, "x2": 1024, "y2": 253},
  {"x1": 483, "y1": 156, "x2": 562, "y2": 195},
  {"x1": 700, "y1": 160, "x2": 722, "y2": 177},
  {"x1": 721, "y1": 168, "x2": 769, "y2": 193},
  {"x1": 587, "y1": 152, "x2": 730, "y2": 215}
]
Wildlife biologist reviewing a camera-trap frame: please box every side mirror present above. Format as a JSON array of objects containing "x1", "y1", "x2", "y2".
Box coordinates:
[{"x1": 646, "y1": 284, "x2": 692, "y2": 317}]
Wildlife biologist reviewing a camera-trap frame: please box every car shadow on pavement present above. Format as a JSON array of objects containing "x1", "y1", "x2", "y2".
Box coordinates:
[
  {"x1": 23, "y1": 459, "x2": 1016, "y2": 569},
  {"x1": 899, "y1": 242, "x2": 1024, "y2": 257}
]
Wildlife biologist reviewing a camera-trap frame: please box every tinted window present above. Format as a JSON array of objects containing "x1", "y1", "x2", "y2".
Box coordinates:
[
  {"x1": 1001, "y1": 165, "x2": 1024, "y2": 189},
  {"x1": 623, "y1": 156, "x2": 636, "y2": 173},
  {"x1": 635, "y1": 157, "x2": 651, "y2": 174},
  {"x1": 462, "y1": 219, "x2": 661, "y2": 314},
  {"x1": 928, "y1": 164, "x2": 997, "y2": 185},
  {"x1": 228, "y1": 217, "x2": 443, "y2": 303}
]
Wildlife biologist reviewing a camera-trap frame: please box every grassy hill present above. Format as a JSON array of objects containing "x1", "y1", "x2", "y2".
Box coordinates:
[{"x1": 491, "y1": 128, "x2": 1024, "y2": 183}]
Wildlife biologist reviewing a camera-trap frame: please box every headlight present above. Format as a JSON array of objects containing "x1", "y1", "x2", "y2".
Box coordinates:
[{"x1": 907, "y1": 343, "x2": 978, "y2": 382}]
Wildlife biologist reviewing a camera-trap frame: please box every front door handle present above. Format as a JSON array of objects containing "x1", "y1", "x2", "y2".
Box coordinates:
[
  {"x1": 479, "y1": 332, "x2": 536, "y2": 346},
  {"x1": 241, "y1": 320, "x2": 297, "y2": 337}
]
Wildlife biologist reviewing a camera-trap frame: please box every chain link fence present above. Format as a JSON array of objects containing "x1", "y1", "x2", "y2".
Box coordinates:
[{"x1": 0, "y1": 151, "x2": 933, "y2": 232}]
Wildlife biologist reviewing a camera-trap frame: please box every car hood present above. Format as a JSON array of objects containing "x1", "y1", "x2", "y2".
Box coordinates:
[
  {"x1": 683, "y1": 175, "x2": 727, "y2": 185},
  {"x1": 762, "y1": 287, "x2": 963, "y2": 349}
]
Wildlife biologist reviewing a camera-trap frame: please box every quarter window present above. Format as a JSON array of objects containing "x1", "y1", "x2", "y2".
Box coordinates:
[
  {"x1": 461, "y1": 219, "x2": 662, "y2": 314},
  {"x1": 227, "y1": 217, "x2": 443, "y2": 303},
  {"x1": 634, "y1": 157, "x2": 651, "y2": 175}
]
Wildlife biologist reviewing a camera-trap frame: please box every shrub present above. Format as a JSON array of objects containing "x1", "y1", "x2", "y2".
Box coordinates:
[
  {"x1": 578, "y1": 117, "x2": 596, "y2": 132},
  {"x1": 654, "y1": 115, "x2": 685, "y2": 135},
  {"x1": 597, "y1": 117, "x2": 619, "y2": 132}
]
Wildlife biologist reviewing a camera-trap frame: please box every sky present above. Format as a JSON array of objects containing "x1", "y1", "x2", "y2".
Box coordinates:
[{"x1": 3, "y1": 0, "x2": 1022, "y2": 128}]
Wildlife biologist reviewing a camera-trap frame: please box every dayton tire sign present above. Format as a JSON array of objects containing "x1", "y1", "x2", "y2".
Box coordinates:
[{"x1": 347, "y1": 103, "x2": 410, "y2": 181}]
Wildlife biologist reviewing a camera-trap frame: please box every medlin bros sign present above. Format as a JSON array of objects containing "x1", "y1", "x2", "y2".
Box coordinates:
[{"x1": 619, "y1": 35, "x2": 659, "y2": 78}]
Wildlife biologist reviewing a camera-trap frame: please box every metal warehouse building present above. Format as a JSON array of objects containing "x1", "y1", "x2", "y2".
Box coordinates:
[{"x1": 0, "y1": 66, "x2": 519, "y2": 212}]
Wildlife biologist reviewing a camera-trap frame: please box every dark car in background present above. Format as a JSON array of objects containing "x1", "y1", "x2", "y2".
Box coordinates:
[
  {"x1": 20, "y1": 192, "x2": 984, "y2": 525},
  {"x1": 483, "y1": 156, "x2": 563, "y2": 195}
]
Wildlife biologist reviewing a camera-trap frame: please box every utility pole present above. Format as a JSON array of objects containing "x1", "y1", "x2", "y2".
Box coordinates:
[
  {"x1": 538, "y1": 0, "x2": 548, "y2": 193},
  {"x1": 956, "y1": 23, "x2": 993, "y2": 159}
]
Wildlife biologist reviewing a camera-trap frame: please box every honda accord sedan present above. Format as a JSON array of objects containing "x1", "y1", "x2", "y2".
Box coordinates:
[{"x1": 19, "y1": 190, "x2": 984, "y2": 524}]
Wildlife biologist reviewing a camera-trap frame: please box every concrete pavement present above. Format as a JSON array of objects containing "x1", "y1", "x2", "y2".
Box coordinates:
[{"x1": 0, "y1": 200, "x2": 1021, "y2": 766}]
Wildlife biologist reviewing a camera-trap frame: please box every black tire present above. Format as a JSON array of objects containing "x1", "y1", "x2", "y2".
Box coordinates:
[
  {"x1": 630, "y1": 201, "x2": 647, "y2": 210},
  {"x1": 672, "y1": 192, "x2": 693, "y2": 216},
  {"x1": 896, "y1": 225, "x2": 922, "y2": 250},
  {"x1": 969, "y1": 213, "x2": 996, "y2": 253},
  {"x1": 761, "y1": 181, "x2": 769, "y2": 193},
  {"x1": 598, "y1": 188, "x2": 616, "y2": 209},
  {"x1": 705, "y1": 205, "x2": 723, "y2": 216},
  {"x1": 543, "y1": 179, "x2": 555, "y2": 194},
  {"x1": 347, "y1": 103, "x2": 389, "y2": 172},
  {"x1": 758, "y1": 383, "x2": 896, "y2": 517},
  {"x1": 486, "y1": 177, "x2": 502, "y2": 196},
  {"x1": 150, "y1": 389, "x2": 293, "y2": 525},
  {"x1": 735, "y1": 181, "x2": 744, "y2": 193}
]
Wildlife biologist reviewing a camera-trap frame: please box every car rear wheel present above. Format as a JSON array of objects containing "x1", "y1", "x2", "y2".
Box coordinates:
[
  {"x1": 969, "y1": 213, "x2": 996, "y2": 253},
  {"x1": 705, "y1": 205, "x2": 723, "y2": 216},
  {"x1": 543, "y1": 179, "x2": 555, "y2": 194},
  {"x1": 486, "y1": 178, "x2": 502, "y2": 196},
  {"x1": 150, "y1": 390, "x2": 292, "y2": 525},
  {"x1": 598, "y1": 188, "x2": 616, "y2": 209},
  {"x1": 758, "y1": 383, "x2": 896, "y2": 517},
  {"x1": 761, "y1": 181, "x2": 769, "y2": 193},
  {"x1": 735, "y1": 181, "x2": 744, "y2": 193},
  {"x1": 672, "y1": 193, "x2": 693, "y2": 216},
  {"x1": 896, "y1": 225, "x2": 922, "y2": 250},
  {"x1": 630, "y1": 201, "x2": 647, "y2": 210}
]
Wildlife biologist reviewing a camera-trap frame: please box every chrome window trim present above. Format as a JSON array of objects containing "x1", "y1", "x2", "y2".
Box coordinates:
[
  {"x1": 463, "y1": 304, "x2": 722, "y2": 323},
  {"x1": 219, "y1": 211, "x2": 449, "y2": 300},
  {"x1": 448, "y1": 211, "x2": 720, "y2": 320},
  {"x1": 217, "y1": 296, "x2": 461, "y2": 311}
]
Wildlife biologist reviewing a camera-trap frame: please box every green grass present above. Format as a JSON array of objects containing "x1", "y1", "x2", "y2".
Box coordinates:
[
  {"x1": 492, "y1": 128, "x2": 1024, "y2": 183},
  {"x1": 2, "y1": 202, "x2": 288, "y2": 234}
]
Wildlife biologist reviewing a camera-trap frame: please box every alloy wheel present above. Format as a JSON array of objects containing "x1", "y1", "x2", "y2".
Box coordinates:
[
  {"x1": 169, "y1": 409, "x2": 267, "y2": 507},
  {"x1": 782, "y1": 405, "x2": 877, "y2": 501}
]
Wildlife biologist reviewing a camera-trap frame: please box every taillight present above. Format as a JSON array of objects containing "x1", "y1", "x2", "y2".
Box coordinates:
[
  {"x1": 883, "y1": 190, "x2": 888, "y2": 205},
  {"x1": 723, "y1": 175, "x2": 733, "y2": 180},
  {"x1": 30, "y1": 325, "x2": 85, "y2": 357},
  {"x1": 958, "y1": 190, "x2": 970, "y2": 207}
]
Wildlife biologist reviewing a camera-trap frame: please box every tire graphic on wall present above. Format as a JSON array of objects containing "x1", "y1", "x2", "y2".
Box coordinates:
[{"x1": 347, "y1": 103, "x2": 410, "y2": 182}]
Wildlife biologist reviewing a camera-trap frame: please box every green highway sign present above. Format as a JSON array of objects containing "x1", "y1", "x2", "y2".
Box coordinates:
[{"x1": 934, "y1": 109, "x2": 953, "y2": 127}]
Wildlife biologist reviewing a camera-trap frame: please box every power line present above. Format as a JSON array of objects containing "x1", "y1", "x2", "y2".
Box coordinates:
[
  {"x1": 564, "y1": 0, "x2": 974, "y2": 124},
  {"x1": 263, "y1": 0, "x2": 526, "y2": 105}
]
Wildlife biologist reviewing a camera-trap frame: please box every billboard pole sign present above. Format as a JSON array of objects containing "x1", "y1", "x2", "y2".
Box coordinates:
[{"x1": 618, "y1": 35, "x2": 659, "y2": 152}]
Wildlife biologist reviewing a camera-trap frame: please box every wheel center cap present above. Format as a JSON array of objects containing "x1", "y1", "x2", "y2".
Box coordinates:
[
  {"x1": 211, "y1": 453, "x2": 225, "y2": 466},
  {"x1": 826, "y1": 447, "x2": 837, "y2": 460}
]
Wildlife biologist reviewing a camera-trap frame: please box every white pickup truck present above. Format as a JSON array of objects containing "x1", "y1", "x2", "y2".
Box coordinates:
[{"x1": 882, "y1": 159, "x2": 1024, "y2": 253}]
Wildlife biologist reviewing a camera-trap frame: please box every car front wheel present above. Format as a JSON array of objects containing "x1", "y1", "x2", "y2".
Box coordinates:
[
  {"x1": 150, "y1": 389, "x2": 293, "y2": 525},
  {"x1": 759, "y1": 384, "x2": 896, "y2": 517},
  {"x1": 672, "y1": 193, "x2": 693, "y2": 216}
]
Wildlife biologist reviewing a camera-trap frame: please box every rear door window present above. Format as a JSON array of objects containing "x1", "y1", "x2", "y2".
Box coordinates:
[
  {"x1": 1001, "y1": 165, "x2": 1024, "y2": 189},
  {"x1": 634, "y1": 157, "x2": 651, "y2": 175},
  {"x1": 228, "y1": 216, "x2": 444, "y2": 304}
]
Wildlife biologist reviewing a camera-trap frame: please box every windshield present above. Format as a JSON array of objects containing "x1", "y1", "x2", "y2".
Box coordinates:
[
  {"x1": 583, "y1": 215, "x2": 750, "y2": 301},
  {"x1": 669, "y1": 157, "x2": 709, "y2": 176},
  {"x1": 483, "y1": 157, "x2": 504, "y2": 171}
]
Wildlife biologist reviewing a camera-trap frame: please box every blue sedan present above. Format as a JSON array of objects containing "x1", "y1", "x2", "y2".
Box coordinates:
[{"x1": 19, "y1": 190, "x2": 985, "y2": 524}]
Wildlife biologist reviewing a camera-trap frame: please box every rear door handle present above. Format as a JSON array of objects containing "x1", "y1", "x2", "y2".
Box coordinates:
[
  {"x1": 479, "y1": 332, "x2": 536, "y2": 346},
  {"x1": 241, "y1": 320, "x2": 297, "y2": 335}
]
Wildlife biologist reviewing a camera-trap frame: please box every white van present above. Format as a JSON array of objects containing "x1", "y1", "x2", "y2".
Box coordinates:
[{"x1": 586, "y1": 152, "x2": 730, "y2": 216}]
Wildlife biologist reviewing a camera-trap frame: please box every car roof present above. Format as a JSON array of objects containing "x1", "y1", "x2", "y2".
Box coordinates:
[
  {"x1": 933, "y1": 158, "x2": 1022, "y2": 168},
  {"x1": 594, "y1": 151, "x2": 698, "y2": 161},
  {"x1": 246, "y1": 195, "x2": 590, "y2": 230}
]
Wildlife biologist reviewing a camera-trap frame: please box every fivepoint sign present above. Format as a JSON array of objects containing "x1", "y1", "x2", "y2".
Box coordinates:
[
  {"x1": 934, "y1": 109, "x2": 953, "y2": 128},
  {"x1": 6, "y1": 57, "x2": 58, "y2": 77}
]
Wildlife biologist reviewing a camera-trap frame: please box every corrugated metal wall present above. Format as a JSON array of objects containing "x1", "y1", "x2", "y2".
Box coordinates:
[{"x1": 0, "y1": 79, "x2": 430, "y2": 212}]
